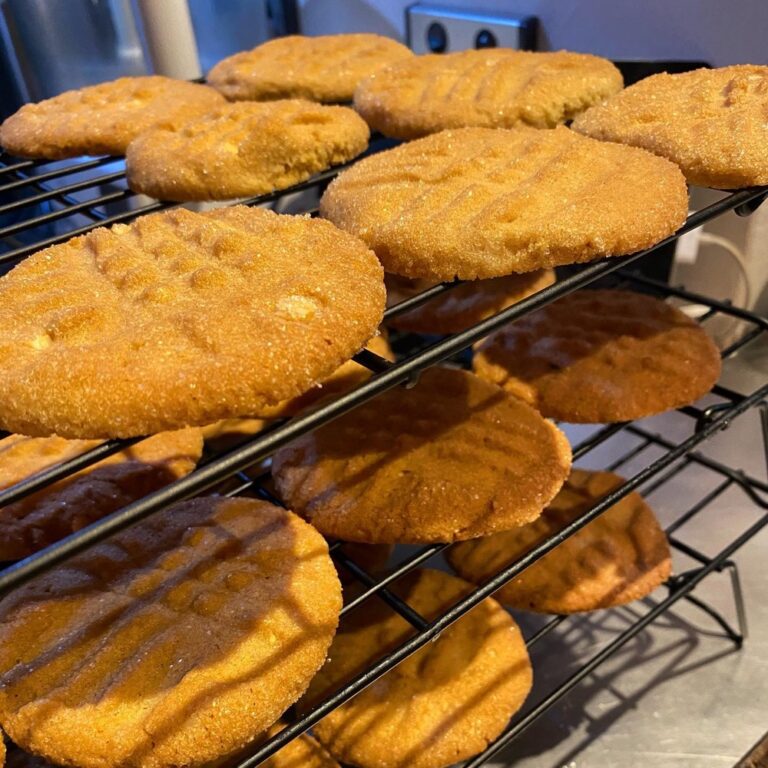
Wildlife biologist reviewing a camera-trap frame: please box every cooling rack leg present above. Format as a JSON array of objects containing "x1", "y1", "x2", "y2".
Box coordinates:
[
  {"x1": 725, "y1": 559, "x2": 749, "y2": 642},
  {"x1": 759, "y1": 401, "x2": 768, "y2": 480}
]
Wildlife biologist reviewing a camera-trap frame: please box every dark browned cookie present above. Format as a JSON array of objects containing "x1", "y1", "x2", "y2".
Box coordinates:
[
  {"x1": 473, "y1": 290, "x2": 721, "y2": 423},
  {"x1": 272, "y1": 367, "x2": 571, "y2": 543}
]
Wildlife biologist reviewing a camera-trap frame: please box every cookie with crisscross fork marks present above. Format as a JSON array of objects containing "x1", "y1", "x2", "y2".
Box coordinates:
[
  {"x1": 473, "y1": 290, "x2": 722, "y2": 423},
  {"x1": 299, "y1": 568, "x2": 532, "y2": 768},
  {"x1": 0, "y1": 205, "x2": 385, "y2": 438},
  {"x1": 208, "y1": 34, "x2": 413, "y2": 103},
  {"x1": 320, "y1": 126, "x2": 688, "y2": 280},
  {"x1": 0, "y1": 496, "x2": 342, "y2": 768},
  {"x1": 572, "y1": 65, "x2": 768, "y2": 188},
  {"x1": 0, "y1": 76, "x2": 225, "y2": 159},
  {"x1": 0, "y1": 428, "x2": 203, "y2": 561},
  {"x1": 448, "y1": 469, "x2": 672, "y2": 614},
  {"x1": 126, "y1": 100, "x2": 370, "y2": 202},
  {"x1": 353, "y1": 48, "x2": 623, "y2": 139},
  {"x1": 272, "y1": 367, "x2": 571, "y2": 543}
]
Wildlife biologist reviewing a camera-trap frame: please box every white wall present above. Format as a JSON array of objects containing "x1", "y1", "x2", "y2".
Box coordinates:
[{"x1": 298, "y1": 0, "x2": 768, "y2": 66}]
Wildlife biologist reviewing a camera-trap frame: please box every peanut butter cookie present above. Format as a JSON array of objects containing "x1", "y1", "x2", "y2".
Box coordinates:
[
  {"x1": 0, "y1": 429, "x2": 202, "y2": 561},
  {"x1": 354, "y1": 48, "x2": 622, "y2": 138},
  {"x1": 0, "y1": 496, "x2": 342, "y2": 768},
  {"x1": 573, "y1": 65, "x2": 768, "y2": 188},
  {"x1": 300, "y1": 568, "x2": 532, "y2": 768},
  {"x1": 127, "y1": 100, "x2": 369, "y2": 202},
  {"x1": 272, "y1": 367, "x2": 571, "y2": 544},
  {"x1": 386, "y1": 270, "x2": 555, "y2": 334},
  {"x1": 0, "y1": 206, "x2": 385, "y2": 438},
  {"x1": 208, "y1": 34, "x2": 413, "y2": 103},
  {"x1": 320, "y1": 126, "x2": 688, "y2": 280},
  {"x1": 0, "y1": 76, "x2": 224, "y2": 159},
  {"x1": 473, "y1": 289, "x2": 721, "y2": 423},
  {"x1": 448, "y1": 469, "x2": 672, "y2": 613}
]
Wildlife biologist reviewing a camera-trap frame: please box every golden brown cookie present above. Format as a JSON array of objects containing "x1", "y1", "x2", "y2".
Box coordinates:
[
  {"x1": 0, "y1": 496, "x2": 342, "y2": 768},
  {"x1": 0, "y1": 205, "x2": 385, "y2": 438},
  {"x1": 126, "y1": 100, "x2": 370, "y2": 202},
  {"x1": 0, "y1": 76, "x2": 225, "y2": 159},
  {"x1": 208, "y1": 34, "x2": 413, "y2": 103},
  {"x1": 300, "y1": 568, "x2": 532, "y2": 768},
  {"x1": 473, "y1": 289, "x2": 722, "y2": 423},
  {"x1": 272, "y1": 367, "x2": 571, "y2": 544},
  {"x1": 0, "y1": 429, "x2": 202, "y2": 561},
  {"x1": 386, "y1": 270, "x2": 555, "y2": 334},
  {"x1": 572, "y1": 65, "x2": 768, "y2": 189},
  {"x1": 354, "y1": 48, "x2": 623, "y2": 139},
  {"x1": 320, "y1": 126, "x2": 688, "y2": 280},
  {"x1": 448, "y1": 469, "x2": 672, "y2": 613}
]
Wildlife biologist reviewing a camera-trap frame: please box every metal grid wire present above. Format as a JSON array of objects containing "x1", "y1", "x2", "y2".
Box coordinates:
[{"x1": 0, "y1": 144, "x2": 766, "y2": 767}]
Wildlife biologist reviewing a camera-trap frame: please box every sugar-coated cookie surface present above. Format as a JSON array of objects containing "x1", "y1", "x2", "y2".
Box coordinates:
[
  {"x1": 0, "y1": 76, "x2": 225, "y2": 159},
  {"x1": 199, "y1": 334, "x2": 391, "y2": 449},
  {"x1": 208, "y1": 34, "x2": 413, "y2": 103},
  {"x1": 300, "y1": 568, "x2": 532, "y2": 768},
  {"x1": 272, "y1": 367, "x2": 572, "y2": 544},
  {"x1": 320, "y1": 126, "x2": 688, "y2": 280},
  {"x1": 448, "y1": 469, "x2": 672, "y2": 614},
  {"x1": 354, "y1": 48, "x2": 623, "y2": 138},
  {"x1": 0, "y1": 496, "x2": 342, "y2": 768},
  {"x1": 0, "y1": 206, "x2": 385, "y2": 438},
  {"x1": 572, "y1": 65, "x2": 768, "y2": 188},
  {"x1": 0, "y1": 428, "x2": 202, "y2": 560},
  {"x1": 126, "y1": 100, "x2": 370, "y2": 201},
  {"x1": 386, "y1": 270, "x2": 555, "y2": 334},
  {"x1": 473, "y1": 289, "x2": 722, "y2": 423},
  {"x1": 256, "y1": 332, "x2": 393, "y2": 419}
]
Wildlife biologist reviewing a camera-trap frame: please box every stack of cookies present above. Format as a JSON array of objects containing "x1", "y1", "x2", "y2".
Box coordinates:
[{"x1": 0, "y1": 31, "x2": 761, "y2": 768}]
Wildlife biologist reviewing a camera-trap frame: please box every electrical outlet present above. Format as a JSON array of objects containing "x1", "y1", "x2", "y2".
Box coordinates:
[{"x1": 407, "y1": 4, "x2": 537, "y2": 54}]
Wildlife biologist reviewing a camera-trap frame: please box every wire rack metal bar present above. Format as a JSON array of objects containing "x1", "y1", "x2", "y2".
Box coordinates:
[
  {"x1": 0, "y1": 156, "x2": 116, "y2": 192},
  {"x1": 0, "y1": 147, "x2": 390, "y2": 264},
  {"x1": 0, "y1": 170, "x2": 126, "y2": 215}
]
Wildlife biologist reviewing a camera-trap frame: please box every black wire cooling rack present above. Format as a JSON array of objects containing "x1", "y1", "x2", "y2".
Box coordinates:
[{"x1": 0, "y1": 143, "x2": 767, "y2": 767}]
